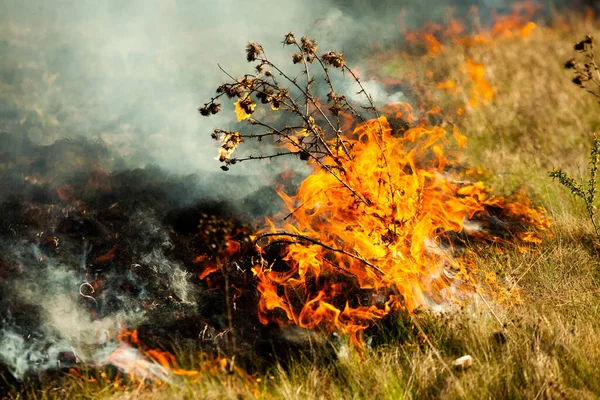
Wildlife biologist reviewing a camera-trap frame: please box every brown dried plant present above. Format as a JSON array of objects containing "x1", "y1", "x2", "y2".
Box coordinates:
[
  {"x1": 564, "y1": 35, "x2": 600, "y2": 99},
  {"x1": 198, "y1": 32, "x2": 386, "y2": 204}
]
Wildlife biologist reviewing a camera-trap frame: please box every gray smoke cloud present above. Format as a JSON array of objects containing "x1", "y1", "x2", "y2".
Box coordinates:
[
  {"x1": 0, "y1": 0, "x2": 362, "y2": 178},
  {"x1": 0, "y1": 0, "x2": 549, "y2": 182}
]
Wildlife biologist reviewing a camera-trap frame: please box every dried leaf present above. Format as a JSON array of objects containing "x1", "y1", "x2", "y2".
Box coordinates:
[
  {"x1": 218, "y1": 132, "x2": 244, "y2": 162},
  {"x1": 234, "y1": 95, "x2": 256, "y2": 121}
]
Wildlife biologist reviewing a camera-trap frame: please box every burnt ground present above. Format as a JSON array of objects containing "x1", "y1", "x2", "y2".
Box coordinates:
[{"x1": 0, "y1": 131, "x2": 313, "y2": 393}]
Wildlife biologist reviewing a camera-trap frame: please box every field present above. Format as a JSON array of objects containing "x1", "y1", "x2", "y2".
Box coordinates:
[{"x1": 4, "y1": 4, "x2": 600, "y2": 400}]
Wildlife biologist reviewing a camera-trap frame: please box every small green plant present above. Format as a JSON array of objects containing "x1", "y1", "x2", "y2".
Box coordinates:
[
  {"x1": 551, "y1": 35, "x2": 600, "y2": 240},
  {"x1": 549, "y1": 133, "x2": 600, "y2": 238}
]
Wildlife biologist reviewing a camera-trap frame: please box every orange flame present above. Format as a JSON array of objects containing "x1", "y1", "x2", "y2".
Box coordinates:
[
  {"x1": 101, "y1": 329, "x2": 199, "y2": 384},
  {"x1": 253, "y1": 108, "x2": 548, "y2": 347},
  {"x1": 76, "y1": 328, "x2": 259, "y2": 393},
  {"x1": 464, "y1": 59, "x2": 495, "y2": 108},
  {"x1": 375, "y1": 1, "x2": 545, "y2": 112}
]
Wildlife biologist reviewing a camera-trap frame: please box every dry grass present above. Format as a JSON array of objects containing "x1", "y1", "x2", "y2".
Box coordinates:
[{"x1": 8, "y1": 10, "x2": 600, "y2": 400}]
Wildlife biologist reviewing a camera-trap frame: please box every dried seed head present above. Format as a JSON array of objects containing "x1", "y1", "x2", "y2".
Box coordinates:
[
  {"x1": 217, "y1": 84, "x2": 242, "y2": 99},
  {"x1": 283, "y1": 32, "x2": 296, "y2": 45},
  {"x1": 246, "y1": 41, "x2": 263, "y2": 62},
  {"x1": 575, "y1": 41, "x2": 585, "y2": 51},
  {"x1": 292, "y1": 52, "x2": 303, "y2": 64},
  {"x1": 300, "y1": 36, "x2": 317, "y2": 55},
  {"x1": 218, "y1": 131, "x2": 243, "y2": 163},
  {"x1": 198, "y1": 105, "x2": 211, "y2": 116},
  {"x1": 239, "y1": 76, "x2": 255, "y2": 89},
  {"x1": 327, "y1": 90, "x2": 339, "y2": 102},
  {"x1": 329, "y1": 102, "x2": 343, "y2": 116},
  {"x1": 271, "y1": 98, "x2": 281, "y2": 109},
  {"x1": 322, "y1": 51, "x2": 346, "y2": 68},
  {"x1": 209, "y1": 103, "x2": 221, "y2": 115},
  {"x1": 240, "y1": 96, "x2": 256, "y2": 115},
  {"x1": 573, "y1": 76, "x2": 584, "y2": 86},
  {"x1": 256, "y1": 88, "x2": 274, "y2": 104},
  {"x1": 264, "y1": 70, "x2": 273, "y2": 77},
  {"x1": 230, "y1": 85, "x2": 244, "y2": 98},
  {"x1": 564, "y1": 58, "x2": 576, "y2": 69},
  {"x1": 585, "y1": 35, "x2": 593, "y2": 44}
]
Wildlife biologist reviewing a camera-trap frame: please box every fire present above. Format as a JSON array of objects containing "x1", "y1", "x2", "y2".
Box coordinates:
[
  {"x1": 84, "y1": 328, "x2": 254, "y2": 387},
  {"x1": 81, "y1": 329, "x2": 199, "y2": 385},
  {"x1": 373, "y1": 0, "x2": 544, "y2": 113},
  {"x1": 253, "y1": 106, "x2": 548, "y2": 347},
  {"x1": 463, "y1": 59, "x2": 495, "y2": 108}
]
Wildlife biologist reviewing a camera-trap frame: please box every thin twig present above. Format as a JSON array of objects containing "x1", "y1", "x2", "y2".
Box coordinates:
[{"x1": 255, "y1": 232, "x2": 388, "y2": 277}]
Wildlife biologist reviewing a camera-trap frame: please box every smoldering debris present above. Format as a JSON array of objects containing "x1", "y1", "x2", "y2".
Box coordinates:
[{"x1": 0, "y1": 132, "x2": 282, "y2": 385}]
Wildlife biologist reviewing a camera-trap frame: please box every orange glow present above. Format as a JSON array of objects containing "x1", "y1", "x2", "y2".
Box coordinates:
[
  {"x1": 436, "y1": 80, "x2": 457, "y2": 92},
  {"x1": 101, "y1": 329, "x2": 240, "y2": 385},
  {"x1": 464, "y1": 59, "x2": 495, "y2": 107},
  {"x1": 198, "y1": 264, "x2": 219, "y2": 280},
  {"x1": 373, "y1": 1, "x2": 547, "y2": 112},
  {"x1": 95, "y1": 245, "x2": 117, "y2": 263}
]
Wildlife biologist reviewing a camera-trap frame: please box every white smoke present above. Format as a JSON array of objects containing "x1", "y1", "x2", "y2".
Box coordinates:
[
  {"x1": 0, "y1": 0, "x2": 362, "y2": 177},
  {"x1": 0, "y1": 211, "x2": 197, "y2": 379}
]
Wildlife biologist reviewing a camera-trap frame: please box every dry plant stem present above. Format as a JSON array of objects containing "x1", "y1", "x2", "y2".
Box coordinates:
[
  {"x1": 250, "y1": 119, "x2": 370, "y2": 205},
  {"x1": 218, "y1": 259, "x2": 237, "y2": 353},
  {"x1": 255, "y1": 232, "x2": 388, "y2": 277},
  {"x1": 586, "y1": 216, "x2": 597, "y2": 242},
  {"x1": 313, "y1": 55, "x2": 353, "y2": 158},
  {"x1": 476, "y1": 289, "x2": 507, "y2": 331},
  {"x1": 510, "y1": 249, "x2": 551, "y2": 291},
  {"x1": 232, "y1": 152, "x2": 301, "y2": 164},
  {"x1": 294, "y1": 43, "x2": 312, "y2": 116},
  {"x1": 258, "y1": 56, "x2": 338, "y2": 158},
  {"x1": 282, "y1": 188, "x2": 332, "y2": 221},
  {"x1": 316, "y1": 56, "x2": 366, "y2": 123},
  {"x1": 292, "y1": 45, "x2": 352, "y2": 160},
  {"x1": 342, "y1": 66, "x2": 395, "y2": 204}
]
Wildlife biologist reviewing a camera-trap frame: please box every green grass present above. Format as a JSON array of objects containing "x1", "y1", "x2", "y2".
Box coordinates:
[{"x1": 7, "y1": 10, "x2": 600, "y2": 400}]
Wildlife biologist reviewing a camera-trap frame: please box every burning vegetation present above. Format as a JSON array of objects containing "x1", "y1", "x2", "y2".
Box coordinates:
[
  {"x1": 199, "y1": 31, "x2": 549, "y2": 349},
  {"x1": 6, "y1": 1, "x2": 600, "y2": 398}
]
